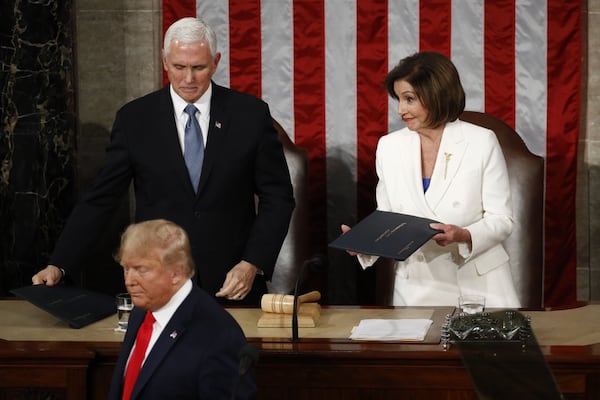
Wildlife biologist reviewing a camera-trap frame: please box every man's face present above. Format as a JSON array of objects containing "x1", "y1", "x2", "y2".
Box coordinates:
[
  {"x1": 162, "y1": 39, "x2": 221, "y2": 103},
  {"x1": 121, "y1": 252, "x2": 180, "y2": 311}
]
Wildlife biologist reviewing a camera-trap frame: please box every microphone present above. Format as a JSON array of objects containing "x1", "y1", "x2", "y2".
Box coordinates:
[
  {"x1": 231, "y1": 343, "x2": 259, "y2": 400},
  {"x1": 292, "y1": 254, "x2": 328, "y2": 342}
]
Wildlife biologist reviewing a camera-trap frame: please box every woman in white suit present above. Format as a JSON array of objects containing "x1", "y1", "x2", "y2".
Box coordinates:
[{"x1": 345, "y1": 52, "x2": 520, "y2": 308}]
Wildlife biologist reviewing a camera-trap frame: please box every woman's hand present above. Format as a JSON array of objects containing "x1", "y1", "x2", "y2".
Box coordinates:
[
  {"x1": 340, "y1": 224, "x2": 358, "y2": 256},
  {"x1": 429, "y1": 223, "x2": 472, "y2": 248}
]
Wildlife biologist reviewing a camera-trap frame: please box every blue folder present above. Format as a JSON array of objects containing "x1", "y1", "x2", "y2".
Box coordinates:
[
  {"x1": 329, "y1": 210, "x2": 441, "y2": 261},
  {"x1": 10, "y1": 284, "x2": 116, "y2": 329}
]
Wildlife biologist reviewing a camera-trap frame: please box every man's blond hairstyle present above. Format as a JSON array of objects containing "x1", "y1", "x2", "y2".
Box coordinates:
[{"x1": 115, "y1": 219, "x2": 195, "y2": 278}]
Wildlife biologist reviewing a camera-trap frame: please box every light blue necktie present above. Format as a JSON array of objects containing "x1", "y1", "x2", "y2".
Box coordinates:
[{"x1": 183, "y1": 104, "x2": 204, "y2": 192}]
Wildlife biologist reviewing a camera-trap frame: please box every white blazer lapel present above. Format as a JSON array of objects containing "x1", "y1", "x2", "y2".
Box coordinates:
[
  {"x1": 376, "y1": 130, "x2": 423, "y2": 211},
  {"x1": 424, "y1": 121, "x2": 467, "y2": 212}
]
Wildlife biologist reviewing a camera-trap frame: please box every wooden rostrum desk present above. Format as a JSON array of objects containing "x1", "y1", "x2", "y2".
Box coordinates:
[{"x1": 0, "y1": 300, "x2": 599, "y2": 399}]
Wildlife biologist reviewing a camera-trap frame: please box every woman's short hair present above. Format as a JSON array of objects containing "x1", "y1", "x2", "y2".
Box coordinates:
[
  {"x1": 115, "y1": 219, "x2": 195, "y2": 278},
  {"x1": 384, "y1": 51, "x2": 465, "y2": 128},
  {"x1": 163, "y1": 17, "x2": 217, "y2": 58}
]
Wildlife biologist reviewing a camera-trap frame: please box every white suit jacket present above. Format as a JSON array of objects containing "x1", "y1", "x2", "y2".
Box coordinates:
[{"x1": 360, "y1": 119, "x2": 518, "y2": 306}]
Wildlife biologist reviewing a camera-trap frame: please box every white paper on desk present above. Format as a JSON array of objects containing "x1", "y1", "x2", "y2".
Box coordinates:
[{"x1": 349, "y1": 319, "x2": 433, "y2": 341}]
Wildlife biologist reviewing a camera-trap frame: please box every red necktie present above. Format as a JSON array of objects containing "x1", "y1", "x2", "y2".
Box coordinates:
[{"x1": 122, "y1": 311, "x2": 155, "y2": 400}]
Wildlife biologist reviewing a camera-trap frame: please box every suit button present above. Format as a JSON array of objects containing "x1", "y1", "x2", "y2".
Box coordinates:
[{"x1": 194, "y1": 211, "x2": 201, "y2": 218}]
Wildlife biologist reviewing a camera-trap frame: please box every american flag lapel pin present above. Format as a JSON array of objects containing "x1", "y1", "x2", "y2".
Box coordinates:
[
  {"x1": 215, "y1": 121, "x2": 221, "y2": 129},
  {"x1": 170, "y1": 330, "x2": 178, "y2": 339}
]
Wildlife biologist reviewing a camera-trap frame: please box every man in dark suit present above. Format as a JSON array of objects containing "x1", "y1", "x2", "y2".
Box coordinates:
[
  {"x1": 108, "y1": 219, "x2": 256, "y2": 400},
  {"x1": 32, "y1": 17, "x2": 295, "y2": 305}
]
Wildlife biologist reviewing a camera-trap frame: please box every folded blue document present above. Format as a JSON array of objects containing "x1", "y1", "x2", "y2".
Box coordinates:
[
  {"x1": 329, "y1": 210, "x2": 441, "y2": 260},
  {"x1": 10, "y1": 284, "x2": 116, "y2": 329}
]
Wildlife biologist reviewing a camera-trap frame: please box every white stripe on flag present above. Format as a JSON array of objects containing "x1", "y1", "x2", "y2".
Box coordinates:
[
  {"x1": 515, "y1": 0, "x2": 547, "y2": 156},
  {"x1": 197, "y1": 0, "x2": 230, "y2": 87},
  {"x1": 452, "y1": 0, "x2": 484, "y2": 112},
  {"x1": 261, "y1": 0, "x2": 295, "y2": 140},
  {"x1": 325, "y1": 0, "x2": 358, "y2": 229},
  {"x1": 387, "y1": 0, "x2": 419, "y2": 133}
]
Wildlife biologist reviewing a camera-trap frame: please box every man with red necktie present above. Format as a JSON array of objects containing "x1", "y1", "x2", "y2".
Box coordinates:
[{"x1": 109, "y1": 219, "x2": 256, "y2": 400}]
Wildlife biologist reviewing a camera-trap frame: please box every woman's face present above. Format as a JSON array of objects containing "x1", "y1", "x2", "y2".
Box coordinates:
[{"x1": 394, "y1": 80, "x2": 430, "y2": 132}]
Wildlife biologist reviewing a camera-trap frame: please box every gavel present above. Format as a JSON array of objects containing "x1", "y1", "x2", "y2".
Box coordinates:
[{"x1": 261, "y1": 290, "x2": 321, "y2": 314}]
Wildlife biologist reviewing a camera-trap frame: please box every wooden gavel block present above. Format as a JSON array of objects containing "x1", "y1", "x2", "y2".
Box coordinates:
[
  {"x1": 257, "y1": 291, "x2": 321, "y2": 328},
  {"x1": 260, "y1": 290, "x2": 321, "y2": 314}
]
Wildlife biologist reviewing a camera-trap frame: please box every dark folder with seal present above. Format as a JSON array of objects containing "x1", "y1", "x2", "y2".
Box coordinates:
[
  {"x1": 329, "y1": 210, "x2": 441, "y2": 260},
  {"x1": 10, "y1": 284, "x2": 116, "y2": 329}
]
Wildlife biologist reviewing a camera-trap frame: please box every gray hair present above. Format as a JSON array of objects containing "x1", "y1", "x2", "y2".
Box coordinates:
[{"x1": 163, "y1": 17, "x2": 217, "y2": 58}]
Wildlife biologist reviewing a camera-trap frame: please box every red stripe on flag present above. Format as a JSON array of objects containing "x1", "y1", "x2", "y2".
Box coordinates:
[
  {"x1": 419, "y1": 0, "x2": 451, "y2": 56},
  {"x1": 356, "y1": 0, "x2": 389, "y2": 219},
  {"x1": 161, "y1": 0, "x2": 197, "y2": 85},
  {"x1": 544, "y1": 0, "x2": 581, "y2": 308},
  {"x1": 293, "y1": 1, "x2": 327, "y2": 251},
  {"x1": 483, "y1": 0, "x2": 516, "y2": 127},
  {"x1": 228, "y1": 0, "x2": 262, "y2": 97}
]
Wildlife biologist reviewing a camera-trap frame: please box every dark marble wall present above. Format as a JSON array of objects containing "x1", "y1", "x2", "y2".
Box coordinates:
[{"x1": 0, "y1": 0, "x2": 76, "y2": 295}]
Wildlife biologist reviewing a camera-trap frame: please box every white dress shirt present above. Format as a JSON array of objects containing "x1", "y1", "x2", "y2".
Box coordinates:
[
  {"x1": 127, "y1": 279, "x2": 193, "y2": 368},
  {"x1": 170, "y1": 84, "x2": 211, "y2": 151}
]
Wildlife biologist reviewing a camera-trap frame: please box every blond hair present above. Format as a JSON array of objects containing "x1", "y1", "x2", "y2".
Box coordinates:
[{"x1": 115, "y1": 219, "x2": 195, "y2": 277}]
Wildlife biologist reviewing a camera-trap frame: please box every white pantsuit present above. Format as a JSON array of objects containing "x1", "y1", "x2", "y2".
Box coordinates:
[{"x1": 359, "y1": 119, "x2": 520, "y2": 308}]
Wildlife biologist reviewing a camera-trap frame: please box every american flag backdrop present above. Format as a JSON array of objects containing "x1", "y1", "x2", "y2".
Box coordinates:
[{"x1": 163, "y1": 0, "x2": 582, "y2": 308}]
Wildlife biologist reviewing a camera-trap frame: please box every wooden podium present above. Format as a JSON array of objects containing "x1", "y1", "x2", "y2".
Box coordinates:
[{"x1": 0, "y1": 300, "x2": 599, "y2": 400}]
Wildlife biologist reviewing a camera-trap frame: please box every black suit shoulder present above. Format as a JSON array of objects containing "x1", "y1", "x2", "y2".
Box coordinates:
[
  {"x1": 115, "y1": 86, "x2": 171, "y2": 117},
  {"x1": 186, "y1": 285, "x2": 245, "y2": 331},
  {"x1": 211, "y1": 83, "x2": 270, "y2": 112}
]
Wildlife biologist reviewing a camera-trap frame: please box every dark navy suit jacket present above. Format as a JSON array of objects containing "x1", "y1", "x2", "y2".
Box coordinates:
[
  {"x1": 50, "y1": 83, "x2": 295, "y2": 305},
  {"x1": 109, "y1": 285, "x2": 256, "y2": 399}
]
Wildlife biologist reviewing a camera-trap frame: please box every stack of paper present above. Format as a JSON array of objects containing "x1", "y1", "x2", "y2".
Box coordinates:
[{"x1": 350, "y1": 319, "x2": 433, "y2": 341}]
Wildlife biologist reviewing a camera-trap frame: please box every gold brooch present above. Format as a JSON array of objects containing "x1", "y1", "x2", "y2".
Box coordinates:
[{"x1": 444, "y1": 152, "x2": 453, "y2": 179}]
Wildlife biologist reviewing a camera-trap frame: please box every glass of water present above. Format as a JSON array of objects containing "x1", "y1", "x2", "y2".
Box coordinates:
[
  {"x1": 116, "y1": 293, "x2": 133, "y2": 332},
  {"x1": 458, "y1": 294, "x2": 485, "y2": 315}
]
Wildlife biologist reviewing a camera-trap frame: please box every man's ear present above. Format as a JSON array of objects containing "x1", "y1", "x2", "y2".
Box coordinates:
[
  {"x1": 161, "y1": 50, "x2": 169, "y2": 71},
  {"x1": 170, "y1": 263, "x2": 186, "y2": 285}
]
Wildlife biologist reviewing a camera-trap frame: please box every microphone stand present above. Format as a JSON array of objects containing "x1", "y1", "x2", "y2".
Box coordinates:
[
  {"x1": 291, "y1": 261, "x2": 306, "y2": 342},
  {"x1": 291, "y1": 255, "x2": 327, "y2": 342}
]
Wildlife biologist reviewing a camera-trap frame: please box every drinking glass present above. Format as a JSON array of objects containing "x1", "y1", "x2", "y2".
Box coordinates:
[
  {"x1": 116, "y1": 293, "x2": 133, "y2": 332},
  {"x1": 458, "y1": 294, "x2": 485, "y2": 315}
]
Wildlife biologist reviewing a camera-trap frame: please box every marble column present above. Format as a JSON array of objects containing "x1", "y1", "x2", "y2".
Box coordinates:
[{"x1": 0, "y1": 0, "x2": 76, "y2": 296}]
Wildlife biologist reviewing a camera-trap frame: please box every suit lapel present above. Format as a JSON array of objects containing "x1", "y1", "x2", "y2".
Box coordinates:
[
  {"x1": 196, "y1": 83, "x2": 230, "y2": 195},
  {"x1": 122, "y1": 308, "x2": 145, "y2": 358},
  {"x1": 113, "y1": 308, "x2": 145, "y2": 398},
  {"x1": 129, "y1": 290, "x2": 197, "y2": 399},
  {"x1": 158, "y1": 86, "x2": 197, "y2": 195},
  {"x1": 424, "y1": 121, "x2": 467, "y2": 213}
]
